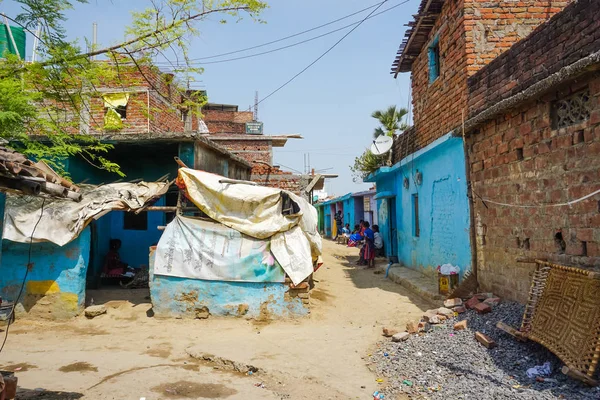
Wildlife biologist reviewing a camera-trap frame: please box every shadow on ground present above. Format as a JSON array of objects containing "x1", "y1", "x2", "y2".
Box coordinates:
[{"x1": 16, "y1": 388, "x2": 84, "y2": 399}]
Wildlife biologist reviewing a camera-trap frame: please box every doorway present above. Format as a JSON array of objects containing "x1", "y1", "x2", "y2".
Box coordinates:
[{"x1": 388, "y1": 197, "x2": 398, "y2": 259}]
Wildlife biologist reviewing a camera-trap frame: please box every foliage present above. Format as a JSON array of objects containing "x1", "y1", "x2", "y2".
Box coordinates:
[
  {"x1": 371, "y1": 105, "x2": 409, "y2": 138},
  {"x1": 350, "y1": 149, "x2": 384, "y2": 182},
  {"x1": 0, "y1": 0, "x2": 267, "y2": 177}
]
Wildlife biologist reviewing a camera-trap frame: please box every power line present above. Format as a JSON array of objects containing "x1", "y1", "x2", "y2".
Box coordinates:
[
  {"x1": 256, "y1": 0, "x2": 398, "y2": 107},
  {"x1": 187, "y1": 1, "x2": 387, "y2": 61},
  {"x1": 154, "y1": 2, "x2": 405, "y2": 66}
]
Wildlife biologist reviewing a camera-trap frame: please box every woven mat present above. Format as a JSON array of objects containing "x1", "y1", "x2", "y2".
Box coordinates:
[{"x1": 521, "y1": 261, "x2": 600, "y2": 382}]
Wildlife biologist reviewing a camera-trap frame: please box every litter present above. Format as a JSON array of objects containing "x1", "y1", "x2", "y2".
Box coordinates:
[
  {"x1": 254, "y1": 382, "x2": 266, "y2": 389},
  {"x1": 526, "y1": 361, "x2": 551, "y2": 378},
  {"x1": 376, "y1": 378, "x2": 384, "y2": 383},
  {"x1": 402, "y1": 380, "x2": 413, "y2": 386},
  {"x1": 372, "y1": 391, "x2": 385, "y2": 399}
]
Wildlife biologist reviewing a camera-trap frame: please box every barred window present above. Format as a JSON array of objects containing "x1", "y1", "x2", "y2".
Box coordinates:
[{"x1": 551, "y1": 89, "x2": 591, "y2": 129}]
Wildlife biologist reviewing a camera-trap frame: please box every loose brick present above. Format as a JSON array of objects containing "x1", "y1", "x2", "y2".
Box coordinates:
[
  {"x1": 474, "y1": 302, "x2": 492, "y2": 314},
  {"x1": 475, "y1": 332, "x2": 497, "y2": 349},
  {"x1": 454, "y1": 306, "x2": 467, "y2": 314},
  {"x1": 392, "y1": 332, "x2": 410, "y2": 342},
  {"x1": 483, "y1": 297, "x2": 501, "y2": 307},
  {"x1": 382, "y1": 327, "x2": 400, "y2": 337},
  {"x1": 465, "y1": 297, "x2": 481, "y2": 309},
  {"x1": 406, "y1": 321, "x2": 419, "y2": 334},
  {"x1": 444, "y1": 298, "x2": 463, "y2": 308},
  {"x1": 454, "y1": 320, "x2": 468, "y2": 331}
]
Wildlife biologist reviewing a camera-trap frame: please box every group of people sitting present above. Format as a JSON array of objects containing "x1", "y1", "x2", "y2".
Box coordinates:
[{"x1": 341, "y1": 220, "x2": 383, "y2": 268}]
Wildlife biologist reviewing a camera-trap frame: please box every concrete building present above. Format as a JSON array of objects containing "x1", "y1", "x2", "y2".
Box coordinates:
[{"x1": 463, "y1": 0, "x2": 600, "y2": 302}]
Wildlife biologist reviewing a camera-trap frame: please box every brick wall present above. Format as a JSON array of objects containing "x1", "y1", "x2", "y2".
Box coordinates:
[
  {"x1": 202, "y1": 109, "x2": 253, "y2": 134},
  {"x1": 468, "y1": 76, "x2": 600, "y2": 303},
  {"x1": 468, "y1": 0, "x2": 598, "y2": 117},
  {"x1": 251, "y1": 166, "x2": 303, "y2": 194},
  {"x1": 465, "y1": 0, "x2": 570, "y2": 74},
  {"x1": 409, "y1": 0, "x2": 568, "y2": 151},
  {"x1": 214, "y1": 139, "x2": 272, "y2": 166},
  {"x1": 410, "y1": 0, "x2": 467, "y2": 150}
]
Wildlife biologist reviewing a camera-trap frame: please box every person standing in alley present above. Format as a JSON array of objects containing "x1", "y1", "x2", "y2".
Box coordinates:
[{"x1": 363, "y1": 221, "x2": 376, "y2": 268}]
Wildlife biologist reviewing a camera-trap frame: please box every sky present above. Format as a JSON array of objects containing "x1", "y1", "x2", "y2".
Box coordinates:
[{"x1": 2, "y1": 0, "x2": 417, "y2": 196}]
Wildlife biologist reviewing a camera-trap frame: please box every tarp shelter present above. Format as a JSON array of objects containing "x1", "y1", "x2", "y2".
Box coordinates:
[
  {"x1": 155, "y1": 168, "x2": 322, "y2": 285},
  {"x1": 4, "y1": 181, "x2": 170, "y2": 245}
]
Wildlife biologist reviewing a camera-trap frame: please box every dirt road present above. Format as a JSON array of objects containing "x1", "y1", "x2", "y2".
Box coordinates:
[{"x1": 1, "y1": 240, "x2": 433, "y2": 399}]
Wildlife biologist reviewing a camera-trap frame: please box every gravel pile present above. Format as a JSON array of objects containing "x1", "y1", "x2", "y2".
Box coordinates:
[{"x1": 369, "y1": 302, "x2": 600, "y2": 399}]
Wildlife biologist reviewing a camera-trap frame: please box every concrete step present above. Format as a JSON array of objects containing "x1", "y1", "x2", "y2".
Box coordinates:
[{"x1": 375, "y1": 264, "x2": 445, "y2": 304}]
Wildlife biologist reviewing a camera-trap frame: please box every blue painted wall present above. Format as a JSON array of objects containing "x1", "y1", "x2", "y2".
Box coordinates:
[
  {"x1": 370, "y1": 135, "x2": 472, "y2": 277},
  {"x1": 0, "y1": 228, "x2": 90, "y2": 319},
  {"x1": 149, "y1": 248, "x2": 307, "y2": 318}
]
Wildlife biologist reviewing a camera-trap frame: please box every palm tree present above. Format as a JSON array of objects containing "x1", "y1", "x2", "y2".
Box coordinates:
[{"x1": 371, "y1": 106, "x2": 409, "y2": 138}]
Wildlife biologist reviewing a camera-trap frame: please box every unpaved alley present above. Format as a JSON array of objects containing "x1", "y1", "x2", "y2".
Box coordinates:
[{"x1": 1, "y1": 240, "x2": 433, "y2": 399}]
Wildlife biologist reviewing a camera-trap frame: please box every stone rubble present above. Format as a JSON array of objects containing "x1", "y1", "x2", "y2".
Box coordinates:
[
  {"x1": 84, "y1": 305, "x2": 107, "y2": 318},
  {"x1": 369, "y1": 302, "x2": 600, "y2": 399}
]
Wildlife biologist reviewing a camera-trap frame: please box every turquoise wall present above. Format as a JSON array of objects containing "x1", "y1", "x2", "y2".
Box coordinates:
[
  {"x1": 148, "y1": 248, "x2": 307, "y2": 318},
  {"x1": 0, "y1": 228, "x2": 90, "y2": 319},
  {"x1": 370, "y1": 135, "x2": 472, "y2": 277}
]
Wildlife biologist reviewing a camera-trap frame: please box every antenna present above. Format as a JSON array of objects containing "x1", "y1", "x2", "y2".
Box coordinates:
[
  {"x1": 253, "y1": 91, "x2": 259, "y2": 121},
  {"x1": 370, "y1": 135, "x2": 393, "y2": 155},
  {"x1": 92, "y1": 22, "x2": 97, "y2": 60}
]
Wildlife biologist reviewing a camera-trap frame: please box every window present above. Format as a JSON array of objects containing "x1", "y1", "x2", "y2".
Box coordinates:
[
  {"x1": 124, "y1": 211, "x2": 148, "y2": 230},
  {"x1": 412, "y1": 194, "x2": 420, "y2": 237},
  {"x1": 551, "y1": 89, "x2": 590, "y2": 129},
  {"x1": 115, "y1": 105, "x2": 127, "y2": 119},
  {"x1": 428, "y1": 36, "x2": 440, "y2": 83}
]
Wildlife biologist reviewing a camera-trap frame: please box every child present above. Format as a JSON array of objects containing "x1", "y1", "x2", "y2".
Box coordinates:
[{"x1": 373, "y1": 224, "x2": 384, "y2": 256}]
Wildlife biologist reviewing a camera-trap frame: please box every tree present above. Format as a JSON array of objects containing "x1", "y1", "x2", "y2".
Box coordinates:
[
  {"x1": 371, "y1": 105, "x2": 408, "y2": 138},
  {"x1": 0, "y1": 0, "x2": 267, "y2": 177},
  {"x1": 350, "y1": 149, "x2": 384, "y2": 182}
]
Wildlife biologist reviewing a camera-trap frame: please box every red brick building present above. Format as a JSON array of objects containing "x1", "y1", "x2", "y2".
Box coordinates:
[
  {"x1": 201, "y1": 102, "x2": 314, "y2": 195},
  {"x1": 464, "y1": 0, "x2": 600, "y2": 302},
  {"x1": 392, "y1": 0, "x2": 569, "y2": 151}
]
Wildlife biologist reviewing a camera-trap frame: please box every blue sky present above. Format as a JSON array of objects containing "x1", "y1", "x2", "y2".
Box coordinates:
[{"x1": 3, "y1": 0, "x2": 417, "y2": 195}]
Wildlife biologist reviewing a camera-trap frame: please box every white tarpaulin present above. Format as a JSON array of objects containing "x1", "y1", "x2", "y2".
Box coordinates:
[
  {"x1": 4, "y1": 181, "x2": 170, "y2": 246},
  {"x1": 177, "y1": 168, "x2": 322, "y2": 284},
  {"x1": 154, "y1": 216, "x2": 285, "y2": 283}
]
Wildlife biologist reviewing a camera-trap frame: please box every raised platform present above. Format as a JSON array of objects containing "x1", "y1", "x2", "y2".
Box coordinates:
[{"x1": 375, "y1": 264, "x2": 445, "y2": 303}]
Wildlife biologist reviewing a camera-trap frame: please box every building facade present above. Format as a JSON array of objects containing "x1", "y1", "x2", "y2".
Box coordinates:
[
  {"x1": 369, "y1": 0, "x2": 570, "y2": 278},
  {"x1": 464, "y1": 0, "x2": 600, "y2": 302}
]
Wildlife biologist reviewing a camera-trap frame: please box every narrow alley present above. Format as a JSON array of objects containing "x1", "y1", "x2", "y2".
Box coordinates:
[{"x1": 0, "y1": 241, "x2": 432, "y2": 399}]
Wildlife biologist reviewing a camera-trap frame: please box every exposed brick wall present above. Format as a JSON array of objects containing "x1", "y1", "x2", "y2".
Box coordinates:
[
  {"x1": 410, "y1": 0, "x2": 467, "y2": 150},
  {"x1": 468, "y1": 0, "x2": 598, "y2": 117},
  {"x1": 467, "y1": 75, "x2": 600, "y2": 303},
  {"x1": 202, "y1": 109, "x2": 253, "y2": 134},
  {"x1": 214, "y1": 139, "x2": 272, "y2": 166},
  {"x1": 409, "y1": 0, "x2": 569, "y2": 151},
  {"x1": 465, "y1": 1, "x2": 570, "y2": 74},
  {"x1": 251, "y1": 167, "x2": 302, "y2": 195}
]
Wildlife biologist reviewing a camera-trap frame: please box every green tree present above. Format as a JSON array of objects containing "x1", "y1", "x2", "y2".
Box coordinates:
[
  {"x1": 371, "y1": 105, "x2": 408, "y2": 138},
  {"x1": 350, "y1": 150, "x2": 384, "y2": 182},
  {"x1": 0, "y1": 0, "x2": 267, "y2": 176}
]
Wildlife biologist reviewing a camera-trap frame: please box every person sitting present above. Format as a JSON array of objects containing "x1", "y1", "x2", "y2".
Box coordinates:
[
  {"x1": 373, "y1": 225, "x2": 384, "y2": 257},
  {"x1": 103, "y1": 239, "x2": 129, "y2": 276}
]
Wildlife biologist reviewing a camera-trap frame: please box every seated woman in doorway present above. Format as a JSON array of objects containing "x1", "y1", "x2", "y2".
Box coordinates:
[{"x1": 103, "y1": 239, "x2": 130, "y2": 276}]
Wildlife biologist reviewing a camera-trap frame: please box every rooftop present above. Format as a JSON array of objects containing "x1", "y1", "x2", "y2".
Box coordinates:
[{"x1": 391, "y1": 0, "x2": 445, "y2": 77}]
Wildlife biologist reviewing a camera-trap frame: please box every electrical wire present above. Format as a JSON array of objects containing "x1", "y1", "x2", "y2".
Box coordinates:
[
  {"x1": 256, "y1": 0, "x2": 400, "y2": 107},
  {"x1": 474, "y1": 188, "x2": 600, "y2": 209},
  {"x1": 154, "y1": 1, "x2": 407, "y2": 66},
  {"x1": 185, "y1": 1, "x2": 387, "y2": 61},
  {"x1": 0, "y1": 198, "x2": 46, "y2": 355}
]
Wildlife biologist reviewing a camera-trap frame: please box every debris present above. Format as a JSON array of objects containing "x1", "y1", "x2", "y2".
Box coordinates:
[
  {"x1": 418, "y1": 321, "x2": 432, "y2": 332},
  {"x1": 84, "y1": 305, "x2": 107, "y2": 318},
  {"x1": 473, "y1": 302, "x2": 492, "y2": 314},
  {"x1": 465, "y1": 297, "x2": 480, "y2": 309},
  {"x1": 454, "y1": 320, "x2": 468, "y2": 331},
  {"x1": 382, "y1": 327, "x2": 400, "y2": 337},
  {"x1": 376, "y1": 378, "x2": 384, "y2": 383},
  {"x1": 454, "y1": 306, "x2": 466, "y2": 314},
  {"x1": 444, "y1": 298, "x2": 463, "y2": 308},
  {"x1": 254, "y1": 382, "x2": 266, "y2": 389},
  {"x1": 483, "y1": 297, "x2": 501, "y2": 307},
  {"x1": 496, "y1": 321, "x2": 527, "y2": 342},
  {"x1": 392, "y1": 332, "x2": 410, "y2": 342},
  {"x1": 406, "y1": 321, "x2": 419, "y2": 334},
  {"x1": 402, "y1": 380, "x2": 413, "y2": 387},
  {"x1": 526, "y1": 361, "x2": 551, "y2": 378},
  {"x1": 474, "y1": 331, "x2": 497, "y2": 349},
  {"x1": 475, "y1": 292, "x2": 494, "y2": 300},
  {"x1": 437, "y1": 307, "x2": 454, "y2": 318}
]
